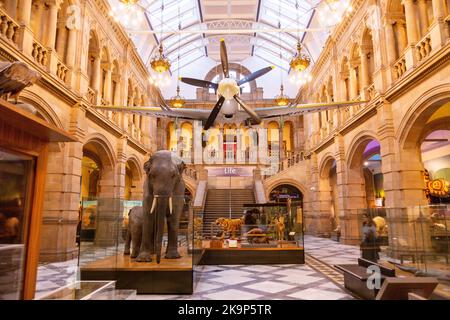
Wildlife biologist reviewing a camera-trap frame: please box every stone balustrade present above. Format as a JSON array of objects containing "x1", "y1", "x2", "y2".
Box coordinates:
[
  {"x1": 393, "y1": 56, "x2": 407, "y2": 79},
  {"x1": 31, "y1": 40, "x2": 48, "y2": 68},
  {"x1": 416, "y1": 36, "x2": 432, "y2": 62},
  {"x1": 366, "y1": 83, "x2": 376, "y2": 100},
  {"x1": 56, "y1": 60, "x2": 69, "y2": 83},
  {"x1": 86, "y1": 87, "x2": 96, "y2": 105},
  {"x1": 184, "y1": 167, "x2": 198, "y2": 180},
  {"x1": 263, "y1": 150, "x2": 304, "y2": 180},
  {"x1": 0, "y1": 9, "x2": 19, "y2": 46}
]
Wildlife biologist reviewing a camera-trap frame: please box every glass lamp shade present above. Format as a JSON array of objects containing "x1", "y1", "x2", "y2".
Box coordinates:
[
  {"x1": 169, "y1": 86, "x2": 185, "y2": 108},
  {"x1": 289, "y1": 43, "x2": 311, "y2": 72},
  {"x1": 274, "y1": 85, "x2": 290, "y2": 106},
  {"x1": 150, "y1": 44, "x2": 171, "y2": 73}
]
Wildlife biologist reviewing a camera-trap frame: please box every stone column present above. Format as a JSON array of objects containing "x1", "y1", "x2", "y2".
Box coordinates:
[
  {"x1": 218, "y1": 126, "x2": 224, "y2": 163},
  {"x1": 55, "y1": 21, "x2": 66, "y2": 56},
  {"x1": 278, "y1": 123, "x2": 285, "y2": 160},
  {"x1": 377, "y1": 101, "x2": 430, "y2": 260},
  {"x1": 103, "y1": 65, "x2": 112, "y2": 103},
  {"x1": 91, "y1": 55, "x2": 101, "y2": 93},
  {"x1": 4, "y1": 0, "x2": 18, "y2": 18},
  {"x1": 349, "y1": 62, "x2": 358, "y2": 99},
  {"x1": 33, "y1": 1, "x2": 45, "y2": 40},
  {"x1": 417, "y1": 0, "x2": 429, "y2": 36},
  {"x1": 65, "y1": 28, "x2": 77, "y2": 67},
  {"x1": 432, "y1": 0, "x2": 445, "y2": 20},
  {"x1": 113, "y1": 79, "x2": 121, "y2": 105},
  {"x1": 39, "y1": 104, "x2": 86, "y2": 262},
  {"x1": 402, "y1": 0, "x2": 420, "y2": 44},
  {"x1": 45, "y1": 1, "x2": 59, "y2": 49},
  {"x1": 360, "y1": 48, "x2": 370, "y2": 89},
  {"x1": 17, "y1": 0, "x2": 32, "y2": 26},
  {"x1": 308, "y1": 153, "x2": 320, "y2": 235},
  {"x1": 398, "y1": 22, "x2": 408, "y2": 50},
  {"x1": 385, "y1": 21, "x2": 397, "y2": 63}
]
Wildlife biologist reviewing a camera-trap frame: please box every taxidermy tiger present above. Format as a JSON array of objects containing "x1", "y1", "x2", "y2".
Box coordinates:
[{"x1": 215, "y1": 217, "x2": 244, "y2": 239}]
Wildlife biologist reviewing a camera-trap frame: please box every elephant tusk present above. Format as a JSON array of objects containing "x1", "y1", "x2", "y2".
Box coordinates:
[
  {"x1": 169, "y1": 197, "x2": 173, "y2": 215},
  {"x1": 150, "y1": 197, "x2": 157, "y2": 214}
]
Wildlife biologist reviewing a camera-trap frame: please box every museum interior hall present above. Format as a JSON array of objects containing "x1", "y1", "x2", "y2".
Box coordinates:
[{"x1": 0, "y1": 0, "x2": 449, "y2": 301}]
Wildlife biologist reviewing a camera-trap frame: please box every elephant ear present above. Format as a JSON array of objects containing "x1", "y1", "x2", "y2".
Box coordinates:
[{"x1": 143, "y1": 158, "x2": 152, "y2": 174}]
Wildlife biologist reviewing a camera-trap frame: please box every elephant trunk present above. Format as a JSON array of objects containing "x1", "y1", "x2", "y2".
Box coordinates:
[{"x1": 154, "y1": 196, "x2": 167, "y2": 264}]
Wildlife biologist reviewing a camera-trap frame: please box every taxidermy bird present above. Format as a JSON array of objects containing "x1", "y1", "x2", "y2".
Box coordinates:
[{"x1": 0, "y1": 61, "x2": 41, "y2": 102}]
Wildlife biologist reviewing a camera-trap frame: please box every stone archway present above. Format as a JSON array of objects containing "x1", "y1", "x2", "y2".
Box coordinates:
[
  {"x1": 318, "y1": 155, "x2": 338, "y2": 236},
  {"x1": 125, "y1": 156, "x2": 144, "y2": 201},
  {"x1": 82, "y1": 135, "x2": 118, "y2": 246},
  {"x1": 396, "y1": 85, "x2": 450, "y2": 208},
  {"x1": 345, "y1": 132, "x2": 381, "y2": 243}
]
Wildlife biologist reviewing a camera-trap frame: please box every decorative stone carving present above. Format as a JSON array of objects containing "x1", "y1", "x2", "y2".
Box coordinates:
[{"x1": 0, "y1": 61, "x2": 41, "y2": 101}]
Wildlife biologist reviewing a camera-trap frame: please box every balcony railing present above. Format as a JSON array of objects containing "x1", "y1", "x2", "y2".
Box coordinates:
[
  {"x1": 416, "y1": 35, "x2": 432, "y2": 62},
  {"x1": 31, "y1": 40, "x2": 48, "y2": 68},
  {"x1": 56, "y1": 59, "x2": 69, "y2": 83},
  {"x1": 86, "y1": 87, "x2": 96, "y2": 105},
  {"x1": 263, "y1": 150, "x2": 304, "y2": 180},
  {"x1": 393, "y1": 55, "x2": 407, "y2": 79},
  {"x1": 0, "y1": 9, "x2": 19, "y2": 46}
]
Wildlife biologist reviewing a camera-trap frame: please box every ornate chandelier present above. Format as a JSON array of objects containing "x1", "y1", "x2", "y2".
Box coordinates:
[
  {"x1": 149, "y1": 44, "x2": 171, "y2": 87},
  {"x1": 151, "y1": 44, "x2": 171, "y2": 73},
  {"x1": 169, "y1": 85, "x2": 185, "y2": 108},
  {"x1": 274, "y1": 85, "x2": 290, "y2": 106},
  {"x1": 109, "y1": 0, "x2": 144, "y2": 29},
  {"x1": 289, "y1": 42, "x2": 312, "y2": 86},
  {"x1": 289, "y1": 42, "x2": 310, "y2": 72}
]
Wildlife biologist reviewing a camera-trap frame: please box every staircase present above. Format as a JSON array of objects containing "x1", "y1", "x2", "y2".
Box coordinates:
[{"x1": 202, "y1": 189, "x2": 255, "y2": 236}]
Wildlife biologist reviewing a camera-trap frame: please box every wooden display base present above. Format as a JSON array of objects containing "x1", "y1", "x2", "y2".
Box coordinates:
[
  {"x1": 80, "y1": 250, "x2": 193, "y2": 294},
  {"x1": 200, "y1": 247, "x2": 305, "y2": 265}
]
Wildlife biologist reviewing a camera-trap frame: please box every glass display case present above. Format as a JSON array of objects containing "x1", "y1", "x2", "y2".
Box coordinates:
[
  {"x1": 199, "y1": 201, "x2": 305, "y2": 264},
  {"x1": 0, "y1": 148, "x2": 35, "y2": 300},
  {"x1": 37, "y1": 281, "x2": 136, "y2": 300},
  {"x1": 78, "y1": 196, "x2": 198, "y2": 294},
  {"x1": 357, "y1": 205, "x2": 449, "y2": 285}
]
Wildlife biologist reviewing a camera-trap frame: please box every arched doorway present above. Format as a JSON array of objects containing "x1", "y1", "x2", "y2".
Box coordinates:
[
  {"x1": 267, "y1": 121, "x2": 279, "y2": 156},
  {"x1": 80, "y1": 138, "x2": 116, "y2": 244},
  {"x1": 269, "y1": 184, "x2": 303, "y2": 204},
  {"x1": 268, "y1": 184, "x2": 304, "y2": 236},
  {"x1": 421, "y1": 129, "x2": 450, "y2": 204},
  {"x1": 282, "y1": 121, "x2": 294, "y2": 156},
  {"x1": 319, "y1": 157, "x2": 339, "y2": 233},
  {"x1": 348, "y1": 137, "x2": 383, "y2": 210}
]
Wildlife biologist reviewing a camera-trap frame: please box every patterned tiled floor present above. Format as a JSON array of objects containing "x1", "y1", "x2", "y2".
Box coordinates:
[{"x1": 35, "y1": 236, "x2": 361, "y2": 300}]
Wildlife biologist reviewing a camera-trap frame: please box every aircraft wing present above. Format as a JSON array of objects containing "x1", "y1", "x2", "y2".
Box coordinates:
[
  {"x1": 254, "y1": 101, "x2": 368, "y2": 118},
  {"x1": 91, "y1": 105, "x2": 211, "y2": 121}
]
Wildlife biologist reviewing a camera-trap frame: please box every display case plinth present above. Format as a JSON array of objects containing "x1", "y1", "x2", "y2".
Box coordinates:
[
  {"x1": 200, "y1": 247, "x2": 305, "y2": 265},
  {"x1": 80, "y1": 254, "x2": 193, "y2": 294}
]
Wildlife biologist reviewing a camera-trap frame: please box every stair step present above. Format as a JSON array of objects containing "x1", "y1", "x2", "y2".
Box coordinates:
[{"x1": 202, "y1": 188, "x2": 255, "y2": 235}]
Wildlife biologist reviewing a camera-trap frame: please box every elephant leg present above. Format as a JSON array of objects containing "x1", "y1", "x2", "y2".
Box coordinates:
[
  {"x1": 136, "y1": 211, "x2": 153, "y2": 262},
  {"x1": 124, "y1": 226, "x2": 131, "y2": 255},
  {"x1": 165, "y1": 199, "x2": 182, "y2": 259},
  {"x1": 131, "y1": 227, "x2": 142, "y2": 259}
]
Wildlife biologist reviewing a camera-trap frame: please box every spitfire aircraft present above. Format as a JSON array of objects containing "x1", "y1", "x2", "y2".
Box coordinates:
[{"x1": 93, "y1": 39, "x2": 367, "y2": 130}]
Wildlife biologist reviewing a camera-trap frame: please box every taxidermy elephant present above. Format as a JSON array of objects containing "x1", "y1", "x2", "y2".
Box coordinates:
[
  {"x1": 136, "y1": 151, "x2": 186, "y2": 263},
  {"x1": 124, "y1": 206, "x2": 143, "y2": 258}
]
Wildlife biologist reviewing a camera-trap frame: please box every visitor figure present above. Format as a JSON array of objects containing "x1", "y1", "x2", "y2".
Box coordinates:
[{"x1": 360, "y1": 218, "x2": 380, "y2": 262}]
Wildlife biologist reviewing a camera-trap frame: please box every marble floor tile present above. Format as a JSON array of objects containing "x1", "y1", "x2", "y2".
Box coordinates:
[
  {"x1": 288, "y1": 288, "x2": 350, "y2": 300},
  {"x1": 203, "y1": 289, "x2": 262, "y2": 300},
  {"x1": 244, "y1": 281, "x2": 296, "y2": 294}
]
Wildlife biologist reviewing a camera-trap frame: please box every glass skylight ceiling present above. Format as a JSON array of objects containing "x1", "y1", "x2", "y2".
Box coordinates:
[{"x1": 110, "y1": 0, "x2": 333, "y2": 84}]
